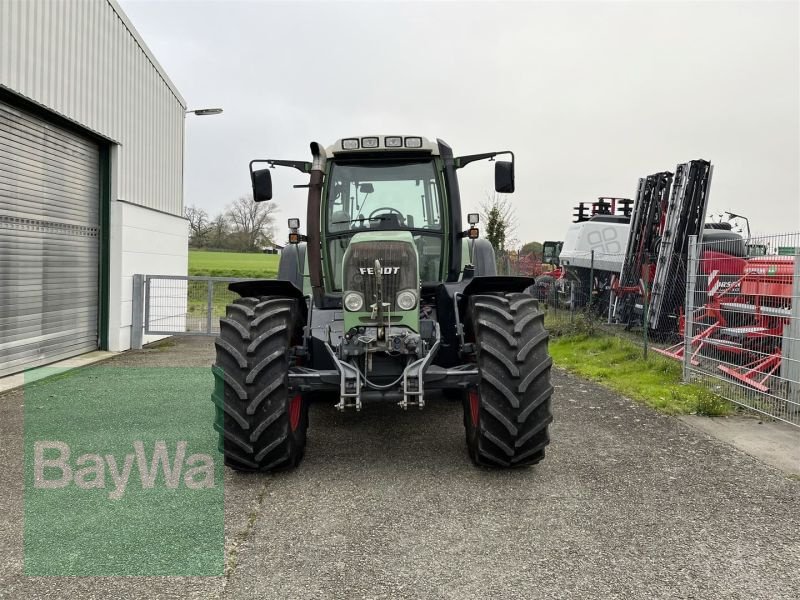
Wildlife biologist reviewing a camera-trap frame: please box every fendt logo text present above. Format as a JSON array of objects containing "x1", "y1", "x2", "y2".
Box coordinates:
[
  {"x1": 33, "y1": 440, "x2": 215, "y2": 500},
  {"x1": 359, "y1": 266, "x2": 400, "y2": 275}
]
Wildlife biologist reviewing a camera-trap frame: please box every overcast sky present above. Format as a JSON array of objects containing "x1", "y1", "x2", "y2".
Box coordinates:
[{"x1": 120, "y1": 0, "x2": 799, "y2": 243}]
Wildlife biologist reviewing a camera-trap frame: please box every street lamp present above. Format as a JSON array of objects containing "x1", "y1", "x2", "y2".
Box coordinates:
[
  {"x1": 725, "y1": 211, "x2": 751, "y2": 238},
  {"x1": 185, "y1": 108, "x2": 223, "y2": 116},
  {"x1": 182, "y1": 107, "x2": 222, "y2": 221}
]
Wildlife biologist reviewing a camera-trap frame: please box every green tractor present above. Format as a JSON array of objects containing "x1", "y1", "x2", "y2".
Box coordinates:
[{"x1": 212, "y1": 136, "x2": 553, "y2": 470}]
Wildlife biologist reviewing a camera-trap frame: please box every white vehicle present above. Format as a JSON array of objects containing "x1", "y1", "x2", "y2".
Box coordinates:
[
  {"x1": 559, "y1": 214, "x2": 631, "y2": 276},
  {"x1": 555, "y1": 198, "x2": 634, "y2": 309}
]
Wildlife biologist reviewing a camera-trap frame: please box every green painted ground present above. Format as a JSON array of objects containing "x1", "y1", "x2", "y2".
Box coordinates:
[
  {"x1": 189, "y1": 249, "x2": 279, "y2": 278},
  {"x1": 23, "y1": 366, "x2": 223, "y2": 576}
]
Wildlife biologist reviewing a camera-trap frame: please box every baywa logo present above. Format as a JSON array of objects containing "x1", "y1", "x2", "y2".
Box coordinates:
[{"x1": 33, "y1": 440, "x2": 215, "y2": 500}]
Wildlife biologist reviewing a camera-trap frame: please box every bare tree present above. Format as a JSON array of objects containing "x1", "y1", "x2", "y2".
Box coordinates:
[
  {"x1": 226, "y1": 196, "x2": 277, "y2": 251},
  {"x1": 207, "y1": 214, "x2": 230, "y2": 249},
  {"x1": 185, "y1": 205, "x2": 211, "y2": 247}
]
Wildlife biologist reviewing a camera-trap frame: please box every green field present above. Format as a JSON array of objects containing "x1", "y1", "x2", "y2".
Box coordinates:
[{"x1": 188, "y1": 250, "x2": 279, "y2": 278}]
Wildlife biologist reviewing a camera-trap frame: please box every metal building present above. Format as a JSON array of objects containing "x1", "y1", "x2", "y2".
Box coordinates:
[{"x1": 0, "y1": 0, "x2": 187, "y2": 376}]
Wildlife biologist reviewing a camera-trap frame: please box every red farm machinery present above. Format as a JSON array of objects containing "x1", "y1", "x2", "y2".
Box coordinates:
[
  {"x1": 657, "y1": 251, "x2": 796, "y2": 393},
  {"x1": 548, "y1": 157, "x2": 797, "y2": 394}
]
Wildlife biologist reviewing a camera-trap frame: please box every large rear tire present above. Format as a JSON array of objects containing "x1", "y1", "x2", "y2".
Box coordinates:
[
  {"x1": 212, "y1": 296, "x2": 308, "y2": 472},
  {"x1": 463, "y1": 292, "x2": 554, "y2": 467}
]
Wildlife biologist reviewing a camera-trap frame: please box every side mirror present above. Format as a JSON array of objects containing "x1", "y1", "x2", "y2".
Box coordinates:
[
  {"x1": 251, "y1": 168, "x2": 273, "y2": 202},
  {"x1": 495, "y1": 160, "x2": 515, "y2": 194}
]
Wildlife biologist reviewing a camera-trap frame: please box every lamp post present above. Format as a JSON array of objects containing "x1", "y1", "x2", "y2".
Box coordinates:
[
  {"x1": 182, "y1": 107, "x2": 222, "y2": 227},
  {"x1": 185, "y1": 108, "x2": 223, "y2": 116},
  {"x1": 724, "y1": 211, "x2": 751, "y2": 239}
]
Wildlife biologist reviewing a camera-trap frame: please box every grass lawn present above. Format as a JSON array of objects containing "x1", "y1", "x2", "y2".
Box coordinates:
[
  {"x1": 545, "y1": 312, "x2": 731, "y2": 416},
  {"x1": 188, "y1": 249, "x2": 279, "y2": 278}
]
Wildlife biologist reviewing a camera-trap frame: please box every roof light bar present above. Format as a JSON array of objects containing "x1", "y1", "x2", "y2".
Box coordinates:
[
  {"x1": 342, "y1": 138, "x2": 359, "y2": 150},
  {"x1": 385, "y1": 136, "x2": 402, "y2": 148},
  {"x1": 361, "y1": 137, "x2": 379, "y2": 148},
  {"x1": 404, "y1": 137, "x2": 422, "y2": 148}
]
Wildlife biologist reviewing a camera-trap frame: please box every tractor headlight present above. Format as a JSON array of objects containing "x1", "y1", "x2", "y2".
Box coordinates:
[
  {"x1": 396, "y1": 289, "x2": 417, "y2": 311},
  {"x1": 344, "y1": 292, "x2": 364, "y2": 312}
]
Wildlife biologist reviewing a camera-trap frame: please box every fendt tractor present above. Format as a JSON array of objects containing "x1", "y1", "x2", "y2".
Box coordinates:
[{"x1": 211, "y1": 136, "x2": 554, "y2": 471}]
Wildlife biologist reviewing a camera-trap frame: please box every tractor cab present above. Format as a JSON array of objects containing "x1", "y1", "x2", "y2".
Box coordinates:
[
  {"x1": 323, "y1": 146, "x2": 446, "y2": 288},
  {"x1": 541, "y1": 241, "x2": 563, "y2": 267}
]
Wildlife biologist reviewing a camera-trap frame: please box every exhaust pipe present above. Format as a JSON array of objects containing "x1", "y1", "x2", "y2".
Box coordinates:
[{"x1": 306, "y1": 142, "x2": 327, "y2": 307}]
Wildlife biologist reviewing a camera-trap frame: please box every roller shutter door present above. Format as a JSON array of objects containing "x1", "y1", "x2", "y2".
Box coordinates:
[{"x1": 0, "y1": 99, "x2": 100, "y2": 377}]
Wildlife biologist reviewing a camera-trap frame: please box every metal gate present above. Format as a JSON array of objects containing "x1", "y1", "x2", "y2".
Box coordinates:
[
  {"x1": 133, "y1": 275, "x2": 249, "y2": 347},
  {"x1": 0, "y1": 99, "x2": 100, "y2": 377}
]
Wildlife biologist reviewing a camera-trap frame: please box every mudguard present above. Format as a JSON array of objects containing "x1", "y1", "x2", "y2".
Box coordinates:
[
  {"x1": 461, "y1": 275, "x2": 535, "y2": 297},
  {"x1": 228, "y1": 279, "x2": 308, "y2": 320},
  {"x1": 434, "y1": 275, "x2": 536, "y2": 366}
]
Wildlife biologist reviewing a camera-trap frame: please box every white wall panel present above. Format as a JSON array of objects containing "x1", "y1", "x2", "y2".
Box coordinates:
[
  {"x1": 107, "y1": 201, "x2": 187, "y2": 351},
  {"x1": 0, "y1": 0, "x2": 185, "y2": 216}
]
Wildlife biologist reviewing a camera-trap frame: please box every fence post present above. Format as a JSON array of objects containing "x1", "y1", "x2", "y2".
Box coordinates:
[
  {"x1": 588, "y1": 250, "x2": 595, "y2": 310},
  {"x1": 784, "y1": 249, "x2": 800, "y2": 416},
  {"x1": 206, "y1": 279, "x2": 214, "y2": 335},
  {"x1": 683, "y1": 235, "x2": 699, "y2": 382},
  {"x1": 570, "y1": 283, "x2": 575, "y2": 324},
  {"x1": 642, "y1": 276, "x2": 649, "y2": 360},
  {"x1": 131, "y1": 274, "x2": 144, "y2": 350}
]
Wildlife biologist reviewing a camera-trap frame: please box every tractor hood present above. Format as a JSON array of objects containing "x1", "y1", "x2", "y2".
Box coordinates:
[{"x1": 341, "y1": 231, "x2": 420, "y2": 332}]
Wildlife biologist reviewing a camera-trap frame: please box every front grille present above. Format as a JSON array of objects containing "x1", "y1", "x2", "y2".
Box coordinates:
[{"x1": 344, "y1": 241, "x2": 417, "y2": 310}]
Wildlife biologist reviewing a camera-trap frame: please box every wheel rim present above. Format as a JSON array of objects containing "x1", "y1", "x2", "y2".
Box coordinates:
[
  {"x1": 289, "y1": 394, "x2": 302, "y2": 431},
  {"x1": 468, "y1": 389, "x2": 480, "y2": 427}
]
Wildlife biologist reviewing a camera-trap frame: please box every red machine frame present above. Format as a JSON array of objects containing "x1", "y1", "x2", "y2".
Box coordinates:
[{"x1": 654, "y1": 253, "x2": 794, "y2": 392}]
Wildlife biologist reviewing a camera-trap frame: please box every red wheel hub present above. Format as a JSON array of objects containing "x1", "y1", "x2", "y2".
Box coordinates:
[
  {"x1": 468, "y1": 389, "x2": 480, "y2": 427},
  {"x1": 289, "y1": 394, "x2": 302, "y2": 431}
]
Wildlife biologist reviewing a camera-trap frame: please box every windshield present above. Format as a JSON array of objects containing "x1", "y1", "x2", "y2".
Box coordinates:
[
  {"x1": 326, "y1": 160, "x2": 442, "y2": 232},
  {"x1": 325, "y1": 159, "x2": 445, "y2": 289}
]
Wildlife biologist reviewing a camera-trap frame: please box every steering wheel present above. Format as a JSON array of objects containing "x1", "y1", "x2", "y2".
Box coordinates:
[{"x1": 368, "y1": 207, "x2": 404, "y2": 221}]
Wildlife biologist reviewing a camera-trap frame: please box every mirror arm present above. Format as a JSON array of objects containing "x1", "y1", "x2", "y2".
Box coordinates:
[
  {"x1": 249, "y1": 159, "x2": 311, "y2": 174},
  {"x1": 454, "y1": 150, "x2": 514, "y2": 169}
]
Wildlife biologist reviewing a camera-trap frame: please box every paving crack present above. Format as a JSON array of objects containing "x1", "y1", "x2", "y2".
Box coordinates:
[{"x1": 220, "y1": 477, "x2": 271, "y2": 597}]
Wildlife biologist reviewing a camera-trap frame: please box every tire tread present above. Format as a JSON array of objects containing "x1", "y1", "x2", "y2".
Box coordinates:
[{"x1": 465, "y1": 292, "x2": 553, "y2": 467}]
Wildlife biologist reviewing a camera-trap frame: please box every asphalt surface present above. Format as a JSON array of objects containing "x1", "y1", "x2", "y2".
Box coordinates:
[{"x1": 1, "y1": 336, "x2": 799, "y2": 599}]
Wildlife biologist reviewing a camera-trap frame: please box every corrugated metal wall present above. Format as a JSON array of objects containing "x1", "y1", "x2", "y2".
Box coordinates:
[{"x1": 0, "y1": 0, "x2": 185, "y2": 216}]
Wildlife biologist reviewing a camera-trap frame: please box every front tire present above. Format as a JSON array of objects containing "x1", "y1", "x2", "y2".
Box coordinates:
[
  {"x1": 212, "y1": 296, "x2": 308, "y2": 472},
  {"x1": 463, "y1": 293, "x2": 554, "y2": 467}
]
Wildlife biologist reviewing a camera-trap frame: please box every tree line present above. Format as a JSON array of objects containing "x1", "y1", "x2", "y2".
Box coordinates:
[
  {"x1": 185, "y1": 197, "x2": 278, "y2": 252},
  {"x1": 186, "y1": 193, "x2": 544, "y2": 272}
]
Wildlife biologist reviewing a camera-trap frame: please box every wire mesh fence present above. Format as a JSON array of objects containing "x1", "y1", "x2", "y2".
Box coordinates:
[
  {"x1": 683, "y1": 232, "x2": 800, "y2": 426},
  {"x1": 530, "y1": 249, "x2": 690, "y2": 356},
  {"x1": 533, "y1": 235, "x2": 800, "y2": 427},
  {"x1": 142, "y1": 275, "x2": 247, "y2": 336}
]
